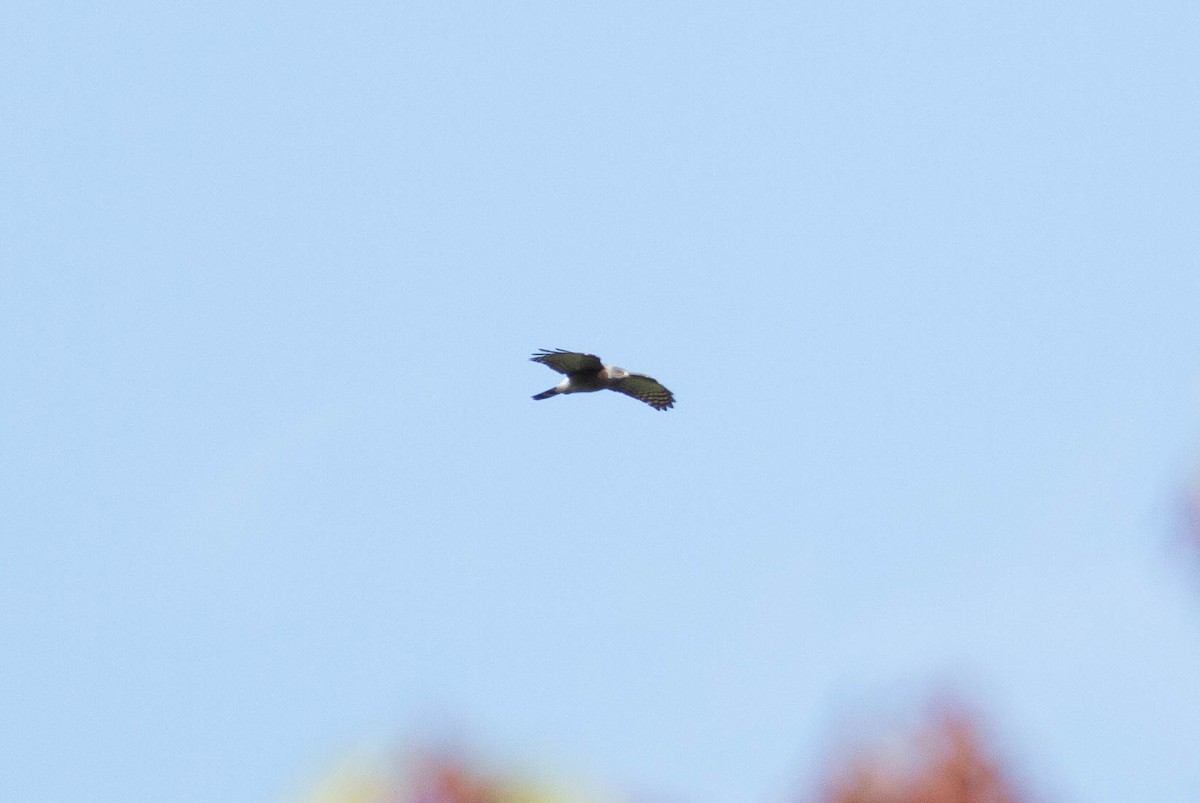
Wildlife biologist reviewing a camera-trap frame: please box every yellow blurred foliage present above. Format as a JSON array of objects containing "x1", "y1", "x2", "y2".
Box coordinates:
[{"x1": 299, "y1": 751, "x2": 606, "y2": 803}]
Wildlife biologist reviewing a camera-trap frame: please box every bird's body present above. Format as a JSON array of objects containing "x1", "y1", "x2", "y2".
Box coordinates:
[{"x1": 530, "y1": 349, "x2": 675, "y2": 410}]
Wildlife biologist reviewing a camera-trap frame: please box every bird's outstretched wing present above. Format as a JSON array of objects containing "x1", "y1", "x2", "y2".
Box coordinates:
[
  {"x1": 610, "y1": 373, "x2": 675, "y2": 410},
  {"x1": 531, "y1": 349, "x2": 603, "y2": 375}
]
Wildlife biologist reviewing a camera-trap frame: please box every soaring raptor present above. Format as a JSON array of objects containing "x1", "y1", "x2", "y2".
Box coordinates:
[{"x1": 530, "y1": 349, "x2": 675, "y2": 411}]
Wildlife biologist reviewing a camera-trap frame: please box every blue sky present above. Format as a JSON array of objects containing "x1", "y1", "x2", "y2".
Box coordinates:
[{"x1": 3, "y1": 2, "x2": 1199, "y2": 800}]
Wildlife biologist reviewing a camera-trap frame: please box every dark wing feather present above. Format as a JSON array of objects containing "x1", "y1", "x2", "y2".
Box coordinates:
[
  {"x1": 610, "y1": 373, "x2": 675, "y2": 410},
  {"x1": 531, "y1": 349, "x2": 604, "y2": 375}
]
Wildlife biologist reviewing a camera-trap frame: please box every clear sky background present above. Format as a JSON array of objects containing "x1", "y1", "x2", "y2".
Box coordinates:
[{"x1": 4, "y1": 2, "x2": 1199, "y2": 801}]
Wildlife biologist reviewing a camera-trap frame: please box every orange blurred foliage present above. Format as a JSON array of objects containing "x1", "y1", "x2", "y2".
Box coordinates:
[
  {"x1": 302, "y1": 703, "x2": 1035, "y2": 803},
  {"x1": 816, "y1": 705, "x2": 1027, "y2": 803}
]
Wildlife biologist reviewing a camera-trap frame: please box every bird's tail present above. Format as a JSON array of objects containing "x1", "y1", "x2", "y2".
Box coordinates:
[{"x1": 532, "y1": 387, "x2": 560, "y2": 401}]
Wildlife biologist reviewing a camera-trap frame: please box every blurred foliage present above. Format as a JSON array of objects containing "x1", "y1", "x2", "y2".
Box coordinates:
[
  {"x1": 814, "y1": 704, "x2": 1027, "y2": 803},
  {"x1": 301, "y1": 748, "x2": 602, "y2": 803},
  {"x1": 301, "y1": 702, "x2": 1030, "y2": 803},
  {"x1": 297, "y1": 443, "x2": 1200, "y2": 802},
  {"x1": 1182, "y1": 479, "x2": 1200, "y2": 560}
]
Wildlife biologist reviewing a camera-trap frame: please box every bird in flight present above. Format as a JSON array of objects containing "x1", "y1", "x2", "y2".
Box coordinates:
[{"x1": 530, "y1": 349, "x2": 675, "y2": 410}]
